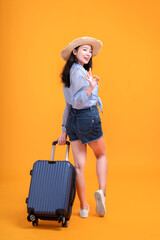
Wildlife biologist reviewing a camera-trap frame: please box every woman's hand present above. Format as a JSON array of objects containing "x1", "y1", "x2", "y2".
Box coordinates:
[
  {"x1": 57, "y1": 132, "x2": 67, "y2": 145},
  {"x1": 85, "y1": 68, "x2": 100, "y2": 96}
]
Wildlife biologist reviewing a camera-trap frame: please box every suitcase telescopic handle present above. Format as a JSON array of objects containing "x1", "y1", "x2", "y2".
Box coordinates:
[{"x1": 51, "y1": 141, "x2": 70, "y2": 161}]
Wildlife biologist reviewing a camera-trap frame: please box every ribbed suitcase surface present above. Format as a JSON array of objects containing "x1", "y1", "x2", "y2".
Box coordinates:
[
  {"x1": 26, "y1": 141, "x2": 76, "y2": 227},
  {"x1": 27, "y1": 160, "x2": 74, "y2": 215}
]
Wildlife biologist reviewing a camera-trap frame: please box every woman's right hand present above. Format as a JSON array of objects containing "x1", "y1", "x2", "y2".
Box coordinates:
[
  {"x1": 85, "y1": 68, "x2": 100, "y2": 97},
  {"x1": 57, "y1": 132, "x2": 67, "y2": 145}
]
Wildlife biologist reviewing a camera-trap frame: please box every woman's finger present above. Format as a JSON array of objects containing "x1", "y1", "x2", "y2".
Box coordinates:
[
  {"x1": 86, "y1": 71, "x2": 90, "y2": 78},
  {"x1": 92, "y1": 75, "x2": 100, "y2": 80},
  {"x1": 85, "y1": 76, "x2": 90, "y2": 82}
]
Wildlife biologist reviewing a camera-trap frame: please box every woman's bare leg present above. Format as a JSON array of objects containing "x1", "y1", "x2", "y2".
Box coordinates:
[
  {"x1": 88, "y1": 136, "x2": 108, "y2": 196},
  {"x1": 71, "y1": 140, "x2": 88, "y2": 209}
]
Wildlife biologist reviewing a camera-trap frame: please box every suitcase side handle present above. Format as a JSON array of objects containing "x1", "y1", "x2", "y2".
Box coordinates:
[{"x1": 51, "y1": 141, "x2": 70, "y2": 161}]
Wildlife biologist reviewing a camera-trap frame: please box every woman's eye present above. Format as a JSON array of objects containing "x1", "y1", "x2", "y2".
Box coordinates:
[{"x1": 83, "y1": 49, "x2": 92, "y2": 54}]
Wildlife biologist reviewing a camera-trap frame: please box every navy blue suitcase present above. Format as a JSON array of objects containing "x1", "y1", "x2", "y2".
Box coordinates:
[{"x1": 26, "y1": 141, "x2": 76, "y2": 227}]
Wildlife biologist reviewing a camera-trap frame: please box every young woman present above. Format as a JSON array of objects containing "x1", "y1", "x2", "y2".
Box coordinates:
[{"x1": 57, "y1": 37, "x2": 108, "y2": 218}]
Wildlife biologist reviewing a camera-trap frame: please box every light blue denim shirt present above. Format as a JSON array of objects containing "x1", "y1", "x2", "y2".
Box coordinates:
[{"x1": 62, "y1": 63, "x2": 103, "y2": 132}]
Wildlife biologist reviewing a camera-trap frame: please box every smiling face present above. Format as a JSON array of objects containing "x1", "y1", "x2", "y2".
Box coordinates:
[{"x1": 73, "y1": 45, "x2": 92, "y2": 66}]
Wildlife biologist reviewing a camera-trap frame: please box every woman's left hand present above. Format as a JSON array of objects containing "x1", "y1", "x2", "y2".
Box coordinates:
[
  {"x1": 85, "y1": 68, "x2": 100, "y2": 89},
  {"x1": 85, "y1": 68, "x2": 100, "y2": 97},
  {"x1": 57, "y1": 132, "x2": 67, "y2": 145}
]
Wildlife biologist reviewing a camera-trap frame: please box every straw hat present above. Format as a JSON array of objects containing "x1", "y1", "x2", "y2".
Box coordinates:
[{"x1": 61, "y1": 37, "x2": 103, "y2": 61}]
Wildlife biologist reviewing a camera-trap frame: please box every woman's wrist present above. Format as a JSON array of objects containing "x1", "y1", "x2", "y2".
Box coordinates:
[{"x1": 87, "y1": 85, "x2": 94, "y2": 97}]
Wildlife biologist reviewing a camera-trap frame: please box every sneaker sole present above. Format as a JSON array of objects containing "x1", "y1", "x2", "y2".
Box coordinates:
[{"x1": 94, "y1": 191, "x2": 106, "y2": 217}]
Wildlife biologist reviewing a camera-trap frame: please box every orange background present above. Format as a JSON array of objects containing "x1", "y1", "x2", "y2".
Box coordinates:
[{"x1": 0, "y1": 0, "x2": 160, "y2": 239}]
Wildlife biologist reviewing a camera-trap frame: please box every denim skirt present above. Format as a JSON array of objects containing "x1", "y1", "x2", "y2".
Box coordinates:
[{"x1": 66, "y1": 105, "x2": 103, "y2": 144}]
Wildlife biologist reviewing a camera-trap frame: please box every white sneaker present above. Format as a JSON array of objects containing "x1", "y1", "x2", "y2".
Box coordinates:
[
  {"x1": 79, "y1": 206, "x2": 89, "y2": 218},
  {"x1": 94, "y1": 190, "x2": 106, "y2": 217}
]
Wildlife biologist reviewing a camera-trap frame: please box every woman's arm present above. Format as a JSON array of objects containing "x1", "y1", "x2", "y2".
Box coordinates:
[
  {"x1": 57, "y1": 102, "x2": 71, "y2": 145},
  {"x1": 71, "y1": 68, "x2": 99, "y2": 109}
]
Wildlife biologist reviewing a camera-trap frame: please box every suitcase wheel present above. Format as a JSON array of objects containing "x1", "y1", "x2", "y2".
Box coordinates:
[
  {"x1": 32, "y1": 218, "x2": 38, "y2": 226},
  {"x1": 58, "y1": 215, "x2": 64, "y2": 223},
  {"x1": 27, "y1": 214, "x2": 38, "y2": 226},
  {"x1": 62, "y1": 220, "x2": 68, "y2": 227},
  {"x1": 58, "y1": 216, "x2": 69, "y2": 227},
  {"x1": 27, "y1": 214, "x2": 36, "y2": 222}
]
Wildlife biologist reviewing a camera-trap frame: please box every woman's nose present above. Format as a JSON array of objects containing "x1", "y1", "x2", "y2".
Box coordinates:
[{"x1": 86, "y1": 51, "x2": 91, "y2": 56}]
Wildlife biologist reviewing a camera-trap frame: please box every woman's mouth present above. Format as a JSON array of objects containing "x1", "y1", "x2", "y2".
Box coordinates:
[{"x1": 84, "y1": 57, "x2": 89, "y2": 61}]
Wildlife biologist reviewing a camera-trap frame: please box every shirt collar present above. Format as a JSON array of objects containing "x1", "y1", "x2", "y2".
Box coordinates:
[{"x1": 72, "y1": 63, "x2": 87, "y2": 76}]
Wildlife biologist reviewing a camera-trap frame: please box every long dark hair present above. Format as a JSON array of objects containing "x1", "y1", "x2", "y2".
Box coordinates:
[{"x1": 61, "y1": 46, "x2": 92, "y2": 88}]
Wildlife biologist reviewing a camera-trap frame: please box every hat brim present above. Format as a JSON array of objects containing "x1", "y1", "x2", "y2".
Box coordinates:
[{"x1": 61, "y1": 37, "x2": 103, "y2": 61}]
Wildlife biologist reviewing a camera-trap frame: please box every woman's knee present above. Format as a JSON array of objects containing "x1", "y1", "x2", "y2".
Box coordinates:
[
  {"x1": 74, "y1": 162, "x2": 85, "y2": 175},
  {"x1": 96, "y1": 152, "x2": 107, "y2": 160}
]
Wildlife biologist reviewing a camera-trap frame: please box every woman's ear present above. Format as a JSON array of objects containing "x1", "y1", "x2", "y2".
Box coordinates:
[{"x1": 73, "y1": 49, "x2": 77, "y2": 56}]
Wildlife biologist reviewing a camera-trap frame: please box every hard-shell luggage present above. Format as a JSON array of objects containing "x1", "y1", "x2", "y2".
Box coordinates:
[{"x1": 26, "y1": 141, "x2": 76, "y2": 227}]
